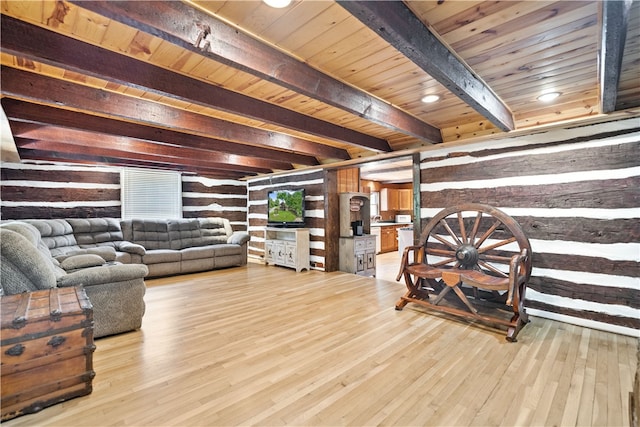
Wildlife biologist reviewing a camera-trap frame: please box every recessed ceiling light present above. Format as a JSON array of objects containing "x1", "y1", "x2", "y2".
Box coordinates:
[
  {"x1": 537, "y1": 92, "x2": 561, "y2": 102},
  {"x1": 421, "y1": 95, "x2": 440, "y2": 103},
  {"x1": 263, "y1": 0, "x2": 292, "y2": 8}
]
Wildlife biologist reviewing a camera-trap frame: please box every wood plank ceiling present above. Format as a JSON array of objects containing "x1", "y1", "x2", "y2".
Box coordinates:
[{"x1": 1, "y1": 0, "x2": 638, "y2": 179}]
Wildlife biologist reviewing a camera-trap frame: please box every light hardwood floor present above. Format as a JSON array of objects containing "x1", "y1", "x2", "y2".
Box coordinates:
[{"x1": 5, "y1": 256, "x2": 638, "y2": 427}]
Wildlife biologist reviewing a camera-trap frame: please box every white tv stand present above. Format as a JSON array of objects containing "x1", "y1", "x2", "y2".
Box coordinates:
[{"x1": 264, "y1": 227, "x2": 310, "y2": 272}]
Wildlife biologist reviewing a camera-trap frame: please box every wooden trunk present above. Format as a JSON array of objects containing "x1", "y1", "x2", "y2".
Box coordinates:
[{"x1": 1, "y1": 286, "x2": 95, "y2": 421}]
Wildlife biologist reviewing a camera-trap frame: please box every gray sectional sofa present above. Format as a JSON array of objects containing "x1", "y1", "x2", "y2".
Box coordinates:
[
  {"x1": 0, "y1": 217, "x2": 250, "y2": 337},
  {"x1": 20, "y1": 217, "x2": 250, "y2": 278}
]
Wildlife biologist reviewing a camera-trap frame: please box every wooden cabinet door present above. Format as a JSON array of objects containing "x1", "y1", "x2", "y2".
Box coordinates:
[
  {"x1": 380, "y1": 227, "x2": 396, "y2": 253},
  {"x1": 381, "y1": 188, "x2": 399, "y2": 211},
  {"x1": 398, "y1": 189, "x2": 412, "y2": 210}
]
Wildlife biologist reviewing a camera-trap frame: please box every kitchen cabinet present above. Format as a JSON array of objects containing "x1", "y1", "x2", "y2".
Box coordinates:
[
  {"x1": 380, "y1": 225, "x2": 400, "y2": 253},
  {"x1": 381, "y1": 188, "x2": 398, "y2": 211},
  {"x1": 398, "y1": 189, "x2": 412, "y2": 210},
  {"x1": 381, "y1": 188, "x2": 412, "y2": 211}
]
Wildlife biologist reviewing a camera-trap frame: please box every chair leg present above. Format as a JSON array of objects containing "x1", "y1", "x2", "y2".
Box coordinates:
[{"x1": 395, "y1": 291, "x2": 410, "y2": 310}]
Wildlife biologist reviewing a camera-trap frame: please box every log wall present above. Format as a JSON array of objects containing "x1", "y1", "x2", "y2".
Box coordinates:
[
  {"x1": 182, "y1": 175, "x2": 248, "y2": 232},
  {"x1": 1, "y1": 162, "x2": 121, "y2": 219},
  {"x1": 0, "y1": 163, "x2": 248, "y2": 230},
  {"x1": 247, "y1": 169, "x2": 326, "y2": 270},
  {"x1": 418, "y1": 117, "x2": 640, "y2": 336}
]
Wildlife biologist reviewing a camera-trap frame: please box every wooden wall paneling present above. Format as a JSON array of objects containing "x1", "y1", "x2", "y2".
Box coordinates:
[
  {"x1": 337, "y1": 167, "x2": 360, "y2": 193},
  {"x1": 416, "y1": 117, "x2": 640, "y2": 336},
  {"x1": 360, "y1": 179, "x2": 381, "y2": 193}
]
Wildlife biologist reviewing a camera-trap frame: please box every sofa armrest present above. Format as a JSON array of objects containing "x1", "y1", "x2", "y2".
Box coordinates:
[
  {"x1": 60, "y1": 254, "x2": 106, "y2": 272},
  {"x1": 116, "y1": 241, "x2": 146, "y2": 256},
  {"x1": 56, "y1": 246, "x2": 118, "y2": 262},
  {"x1": 57, "y1": 263, "x2": 149, "y2": 288},
  {"x1": 228, "y1": 232, "x2": 250, "y2": 246}
]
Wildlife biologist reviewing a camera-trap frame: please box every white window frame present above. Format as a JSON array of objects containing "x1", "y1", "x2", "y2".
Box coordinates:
[{"x1": 121, "y1": 168, "x2": 182, "y2": 219}]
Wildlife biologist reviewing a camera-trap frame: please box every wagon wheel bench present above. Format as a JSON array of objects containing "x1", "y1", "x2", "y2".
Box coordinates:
[{"x1": 395, "y1": 203, "x2": 532, "y2": 342}]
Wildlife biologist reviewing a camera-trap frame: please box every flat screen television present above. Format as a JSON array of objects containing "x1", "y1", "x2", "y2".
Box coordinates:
[{"x1": 267, "y1": 189, "x2": 305, "y2": 227}]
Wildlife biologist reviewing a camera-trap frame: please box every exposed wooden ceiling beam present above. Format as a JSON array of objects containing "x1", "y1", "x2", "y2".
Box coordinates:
[
  {"x1": 2, "y1": 98, "x2": 304, "y2": 170},
  {"x1": 600, "y1": 0, "x2": 633, "y2": 113},
  {"x1": 68, "y1": 1, "x2": 441, "y2": 146},
  {"x1": 1, "y1": 13, "x2": 392, "y2": 153},
  {"x1": 10, "y1": 123, "x2": 282, "y2": 174},
  {"x1": 15, "y1": 138, "x2": 271, "y2": 175},
  {"x1": 2, "y1": 98, "x2": 318, "y2": 176},
  {"x1": 1, "y1": 66, "x2": 345, "y2": 163},
  {"x1": 2, "y1": 98, "x2": 312, "y2": 175},
  {"x1": 338, "y1": 1, "x2": 515, "y2": 132},
  {"x1": 16, "y1": 146, "x2": 247, "y2": 180},
  {"x1": 2, "y1": 98, "x2": 308, "y2": 175}
]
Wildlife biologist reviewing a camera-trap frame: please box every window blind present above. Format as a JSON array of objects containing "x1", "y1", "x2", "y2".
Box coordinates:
[{"x1": 121, "y1": 168, "x2": 182, "y2": 219}]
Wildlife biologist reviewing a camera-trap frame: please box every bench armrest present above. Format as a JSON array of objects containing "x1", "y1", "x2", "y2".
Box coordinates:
[
  {"x1": 507, "y1": 248, "x2": 529, "y2": 305},
  {"x1": 396, "y1": 245, "x2": 424, "y2": 282}
]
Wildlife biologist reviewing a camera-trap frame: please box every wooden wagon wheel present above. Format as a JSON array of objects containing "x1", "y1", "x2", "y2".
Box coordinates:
[
  {"x1": 395, "y1": 204, "x2": 532, "y2": 341},
  {"x1": 418, "y1": 203, "x2": 532, "y2": 291}
]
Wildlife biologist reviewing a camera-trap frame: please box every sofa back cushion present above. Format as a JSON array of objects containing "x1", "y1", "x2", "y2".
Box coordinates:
[
  {"x1": 0, "y1": 221, "x2": 61, "y2": 269},
  {"x1": 198, "y1": 217, "x2": 232, "y2": 245},
  {"x1": 168, "y1": 219, "x2": 203, "y2": 250},
  {"x1": 125, "y1": 219, "x2": 174, "y2": 250},
  {"x1": 23, "y1": 219, "x2": 79, "y2": 258},
  {"x1": 68, "y1": 218, "x2": 124, "y2": 248},
  {"x1": 120, "y1": 218, "x2": 233, "y2": 249}
]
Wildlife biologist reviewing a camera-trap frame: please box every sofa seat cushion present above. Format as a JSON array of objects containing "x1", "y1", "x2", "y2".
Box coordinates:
[
  {"x1": 212, "y1": 244, "x2": 243, "y2": 257},
  {"x1": 142, "y1": 249, "x2": 181, "y2": 265},
  {"x1": 181, "y1": 246, "x2": 215, "y2": 260}
]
